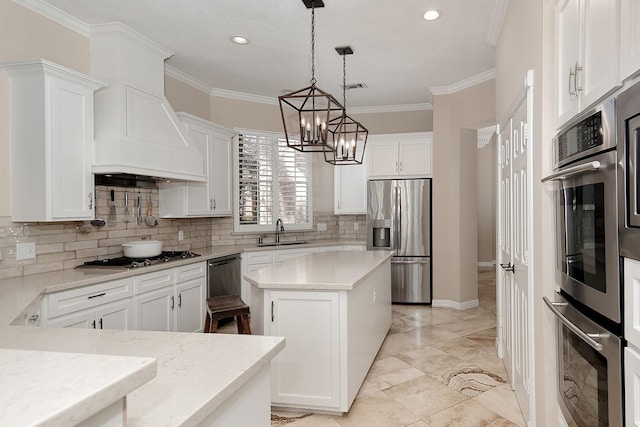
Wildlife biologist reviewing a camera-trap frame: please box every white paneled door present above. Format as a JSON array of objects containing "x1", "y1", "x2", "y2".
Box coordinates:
[{"x1": 497, "y1": 71, "x2": 534, "y2": 425}]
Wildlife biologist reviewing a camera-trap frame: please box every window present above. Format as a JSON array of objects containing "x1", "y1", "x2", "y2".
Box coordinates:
[{"x1": 234, "y1": 130, "x2": 313, "y2": 232}]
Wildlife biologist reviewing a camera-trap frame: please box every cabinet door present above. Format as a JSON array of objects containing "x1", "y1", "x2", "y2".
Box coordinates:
[
  {"x1": 50, "y1": 77, "x2": 95, "y2": 220},
  {"x1": 580, "y1": 0, "x2": 620, "y2": 108},
  {"x1": 46, "y1": 309, "x2": 95, "y2": 329},
  {"x1": 175, "y1": 278, "x2": 205, "y2": 333},
  {"x1": 367, "y1": 141, "x2": 398, "y2": 178},
  {"x1": 135, "y1": 287, "x2": 174, "y2": 332},
  {"x1": 96, "y1": 299, "x2": 134, "y2": 331},
  {"x1": 625, "y1": 347, "x2": 640, "y2": 427},
  {"x1": 398, "y1": 139, "x2": 431, "y2": 177},
  {"x1": 625, "y1": 257, "x2": 640, "y2": 348},
  {"x1": 184, "y1": 123, "x2": 213, "y2": 216},
  {"x1": 268, "y1": 290, "x2": 340, "y2": 409},
  {"x1": 334, "y1": 161, "x2": 367, "y2": 214},
  {"x1": 556, "y1": 0, "x2": 581, "y2": 125},
  {"x1": 210, "y1": 133, "x2": 232, "y2": 216},
  {"x1": 621, "y1": 0, "x2": 640, "y2": 80}
]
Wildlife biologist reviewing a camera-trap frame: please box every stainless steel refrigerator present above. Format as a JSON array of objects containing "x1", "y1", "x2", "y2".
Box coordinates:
[{"x1": 367, "y1": 179, "x2": 431, "y2": 303}]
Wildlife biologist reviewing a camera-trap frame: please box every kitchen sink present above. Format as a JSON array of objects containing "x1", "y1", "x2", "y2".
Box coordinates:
[{"x1": 257, "y1": 241, "x2": 309, "y2": 248}]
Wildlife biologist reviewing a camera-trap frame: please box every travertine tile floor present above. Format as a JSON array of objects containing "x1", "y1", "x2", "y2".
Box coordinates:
[{"x1": 224, "y1": 269, "x2": 525, "y2": 427}]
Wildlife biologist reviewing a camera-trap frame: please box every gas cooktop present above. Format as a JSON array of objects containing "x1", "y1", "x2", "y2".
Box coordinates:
[{"x1": 76, "y1": 251, "x2": 201, "y2": 270}]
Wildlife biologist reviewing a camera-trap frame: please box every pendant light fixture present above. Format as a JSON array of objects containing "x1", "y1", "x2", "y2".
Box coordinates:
[
  {"x1": 325, "y1": 46, "x2": 368, "y2": 165},
  {"x1": 278, "y1": 0, "x2": 344, "y2": 153}
]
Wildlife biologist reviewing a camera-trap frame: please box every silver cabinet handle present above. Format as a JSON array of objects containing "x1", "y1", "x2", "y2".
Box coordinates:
[
  {"x1": 213, "y1": 198, "x2": 216, "y2": 210},
  {"x1": 574, "y1": 62, "x2": 583, "y2": 94},
  {"x1": 541, "y1": 161, "x2": 600, "y2": 183},
  {"x1": 399, "y1": 161, "x2": 402, "y2": 172},
  {"x1": 88, "y1": 193, "x2": 93, "y2": 210},
  {"x1": 170, "y1": 295, "x2": 175, "y2": 310},
  {"x1": 178, "y1": 293, "x2": 182, "y2": 308},
  {"x1": 569, "y1": 65, "x2": 577, "y2": 99},
  {"x1": 88, "y1": 292, "x2": 106, "y2": 299},
  {"x1": 209, "y1": 198, "x2": 213, "y2": 210},
  {"x1": 92, "y1": 320, "x2": 96, "y2": 329},
  {"x1": 99, "y1": 318, "x2": 103, "y2": 329},
  {"x1": 543, "y1": 296, "x2": 604, "y2": 351},
  {"x1": 271, "y1": 301, "x2": 275, "y2": 322}
]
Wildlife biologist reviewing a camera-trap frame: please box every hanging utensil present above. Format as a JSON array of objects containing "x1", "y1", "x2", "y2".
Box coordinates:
[
  {"x1": 145, "y1": 193, "x2": 158, "y2": 226},
  {"x1": 123, "y1": 192, "x2": 131, "y2": 223},
  {"x1": 91, "y1": 188, "x2": 106, "y2": 228},
  {"x1": 136, "y1": 193, "x2": 142, "y2": 224},
  {"x1": 107, "y1": 189, "x2": 117, "y2": 225}
]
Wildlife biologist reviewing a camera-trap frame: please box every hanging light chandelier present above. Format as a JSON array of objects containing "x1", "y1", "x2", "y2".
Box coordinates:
[
  {"x1": 325, "y1": 46, "x2": 368, "y2": 165},
  {"x1": 278, "y1": 0, "x2": 344, "y2": 153}
]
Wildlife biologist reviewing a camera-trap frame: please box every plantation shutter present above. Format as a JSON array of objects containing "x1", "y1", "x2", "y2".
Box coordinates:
[
  {"x1": 277, "y1": 137, "x2": 311, "y2": 223},
  {"x1": 237, "y1": 134, "x2": 273, "y2": 225}
]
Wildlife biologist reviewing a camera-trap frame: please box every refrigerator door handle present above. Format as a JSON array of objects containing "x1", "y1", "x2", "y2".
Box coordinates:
[
  {"x1": 391, "y1": 259, "x2": 430, "y2": 264},
  {"x1": 395, "y1": 183, "x2": 401, "y2": 251}
]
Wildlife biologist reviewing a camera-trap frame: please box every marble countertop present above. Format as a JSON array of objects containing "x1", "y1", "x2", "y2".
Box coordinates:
[
  {"x1": 0, "y1": 326, "x2": 285, "y2": 427},
  {"x1": 0, "y1": 348, "x2": 156, "y2": 427},
  {"x1": 244, "y1": 250, "x2": 394, "y2": 290}
]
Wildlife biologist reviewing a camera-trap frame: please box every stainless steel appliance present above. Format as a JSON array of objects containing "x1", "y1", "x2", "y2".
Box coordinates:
[
  {"x1": 76, "y1": 251, "x2": 200, "y2": 270},
  {"x1": 208, "y1": 254, "x2": 241, "y2": 298},
  {"x1": 367, "y1": 179, "x2": 431, "y2": 303},
  {"x1": 543, "y1": 99, "x2": 620, "y2": 326},
  {"x1": 544, "y1": 293, "x2": 623, "y2": 427},
  {"x1": 617, "y1": 80, "x2": 640, "y2": 261}
]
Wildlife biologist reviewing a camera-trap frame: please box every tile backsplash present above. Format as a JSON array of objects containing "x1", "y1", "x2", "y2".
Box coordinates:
[{"x1": 0, "y1": 186, "x2": 365, "y2": 280}]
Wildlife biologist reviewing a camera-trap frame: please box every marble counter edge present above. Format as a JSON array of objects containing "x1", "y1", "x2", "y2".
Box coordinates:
[{"x1": 244, "y1": 251, "x2": 393, "y2": 291}]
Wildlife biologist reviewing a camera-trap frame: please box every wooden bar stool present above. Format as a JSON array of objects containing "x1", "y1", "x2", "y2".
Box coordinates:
[{"x1": 204, "y1": 295, "x2": 251, "y2": 334}]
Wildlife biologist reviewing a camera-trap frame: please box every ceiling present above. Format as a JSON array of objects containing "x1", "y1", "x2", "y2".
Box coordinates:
[{"x1": 40, "y1": 0, "x2": 502, "y2": 110}]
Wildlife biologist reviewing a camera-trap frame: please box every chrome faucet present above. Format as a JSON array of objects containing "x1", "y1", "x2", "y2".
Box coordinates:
[{"x1": 275, "y1": 218, "x2": 284, "y2": 243}]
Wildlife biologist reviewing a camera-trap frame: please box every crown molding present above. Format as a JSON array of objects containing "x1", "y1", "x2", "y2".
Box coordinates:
[
  {"x1": 429, "y1": 69, "x2": 496, "y2": 96},
  {"x1": 350, "y1": 103, "x2": 433, "y2": 114},
  {"x1": 13, "y1": 0, "x2": 90, "y2": 37},
  {"x1": 209, "y1": 87, "x2": 278, "y2": 105},
  {"x1": 90, "y1": 22, "x2": 174, "y2": 59},
  {"x1": 165, "y1": 65, "x2": 214, "y2": 94},
  {"x1": 477, "y1": 125, "x2": 496, "y2": 148},
  {"x1": 486, "y1": 0, "x2": 509, "y2": 47}
]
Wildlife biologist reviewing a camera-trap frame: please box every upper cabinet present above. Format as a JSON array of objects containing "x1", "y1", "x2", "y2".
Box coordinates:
[
  {"x1": 367, "y1": 133, "x2": 432, "y2": 179},
  {"x1": 334, "y1": 152, "x2": 367, "y2": 215},
  {"x1": 0, "y1": 59, "x2": 106, "y2": 221},
  {"x1": 620, "y1": 0, "x2": 640, "y2": 81},
  {"x1": 556, "y1": 0, "x2": 621, "y2": 127},
  {"x1": 159, "y1": 113, "x2": 234, "y2": 218}
]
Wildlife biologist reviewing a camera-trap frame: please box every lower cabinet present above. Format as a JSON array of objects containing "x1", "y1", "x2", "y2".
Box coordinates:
[
  {"x1": 175, "y1": 278, "x2": 206, "y2": 333},
  {"x1": 626, "y1": 347, "x2": 640, "y2": 427},
  {"x1": 135, "y1": 287, "x2": 174, "y2": 332},
  {"x1": 47, "y1": 299, "x2": 134, "y2": 330},
  {"x1": 268, "y1": 291, "x2": 341, "y2": 409}
]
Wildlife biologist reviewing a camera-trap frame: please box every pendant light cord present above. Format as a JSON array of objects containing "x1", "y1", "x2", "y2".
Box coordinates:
[
  {"x1": 342, "y1": 53, "x2": 347, "y2": 109},
  {"x1": 310, "y1": 1, "x2": 317, "y2": 85}
]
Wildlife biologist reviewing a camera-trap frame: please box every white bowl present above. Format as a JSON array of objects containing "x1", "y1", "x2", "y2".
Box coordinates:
[{"x1": 122, "y1": 240, "x2": 163, "y2": 258}]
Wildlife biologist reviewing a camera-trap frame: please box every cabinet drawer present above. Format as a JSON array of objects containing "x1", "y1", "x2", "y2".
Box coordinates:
[
  {"x1": 135, "y1": 269, "x2": 174, "y2": 295},
  {"x1": 174, "y1": 261, "x2": 206, "y2": 283},
  {"x1": 245, "y1": 251, "x2": 274, "y2": 265},
  {"x1": 47, "y1": 278, "x2": 134, "y2": 319}
]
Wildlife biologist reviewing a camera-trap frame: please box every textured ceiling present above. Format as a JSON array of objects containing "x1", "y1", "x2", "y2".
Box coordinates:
[{"x1": 42, "y1": 0, "x2": 499, "y2": 109}]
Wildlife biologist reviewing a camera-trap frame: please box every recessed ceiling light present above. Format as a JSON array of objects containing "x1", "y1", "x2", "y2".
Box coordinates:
[
  {"x1": 230, "y1": 35, "x2": 250, "y2": 45},
  {"x1": 423, "y1": 9, "x2": 442, "y2": 21}
]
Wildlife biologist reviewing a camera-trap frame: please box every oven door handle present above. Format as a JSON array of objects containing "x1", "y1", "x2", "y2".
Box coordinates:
[
  {"x1": 543, "y1": 296, "x2": 604, "y2": 351},
  {"x1": 541, "y1": 161, "x2": 600, "y2": 183}
]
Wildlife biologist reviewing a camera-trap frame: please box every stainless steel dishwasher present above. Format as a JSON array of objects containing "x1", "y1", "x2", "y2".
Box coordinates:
[{"x1": 207, "y1": 254, "x2": 242, "y2": 297}]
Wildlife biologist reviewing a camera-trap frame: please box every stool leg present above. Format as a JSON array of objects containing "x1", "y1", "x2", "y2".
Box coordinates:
[
  {"x1": 241, "y1": 315, "x2": 252, "y2": 335},
  {"x1": 236, "y1": 315, "x2": 245, "y2": 334},
  {"x1": 204, "y1": 312, "x2": 211, "y2": 333},
  {"x1": 210, "y1": 317, "x2": 218, "y2": 333}
]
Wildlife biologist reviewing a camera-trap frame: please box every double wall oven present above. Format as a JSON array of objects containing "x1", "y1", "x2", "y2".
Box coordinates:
[{"x1": 543, "y1": 99, "x2": 623, "y2": 427}]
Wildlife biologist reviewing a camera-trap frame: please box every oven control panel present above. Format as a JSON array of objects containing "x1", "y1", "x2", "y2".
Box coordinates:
[{"x1": 557, "y1": 112, "x2": 603, "y2": 163}]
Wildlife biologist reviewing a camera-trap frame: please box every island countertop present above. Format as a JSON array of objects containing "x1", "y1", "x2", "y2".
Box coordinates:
[{"x1": 244, "y1": 250, "x2": 394, "y2": 290}]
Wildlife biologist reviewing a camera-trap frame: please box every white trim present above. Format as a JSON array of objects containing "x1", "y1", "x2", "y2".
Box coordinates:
[
  {"x1": 165, "y1": 65, "x2": 213, "y2": 94},
  {"x1": 486, "y1": 0, "x2": 510, "y2": 47},
  {"x1": 431, "y1": 299, "x2": 480, "y2": 310},
  {"x1": 13, "y1": 0, "x2": 90, "y2": 37},
  {"x1": 210, "y1": 88, "x2": 278, "y2": 105},
  {"x1": 430, "y1": 69, "x2": 497, "y2": 96},
  {"x1": 477, "y1": 125, "x2": 496, "y2": 149},
  {"x1": 90, "y1": 22, "x2": 174, "y2": 59},
  {"x1": 349, "y1": 103, "x2": 433, "y2": 114}
]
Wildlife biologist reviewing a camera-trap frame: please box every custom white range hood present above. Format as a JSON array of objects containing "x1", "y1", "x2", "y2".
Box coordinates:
[{"x1": 90, "y1": 23, "x2": 205, "y2": 182}]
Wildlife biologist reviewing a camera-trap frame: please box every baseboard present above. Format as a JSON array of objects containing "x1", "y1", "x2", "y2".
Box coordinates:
[
  {"x1": 477, "y1": 261, "x2": 495, "y2": 267},
  {"x1": 431, "y1": 299, "x2": 480, "y2": 310}
]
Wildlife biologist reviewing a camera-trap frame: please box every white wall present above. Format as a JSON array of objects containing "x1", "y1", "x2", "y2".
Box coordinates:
[{"x1": 477, "y1": 136, "x2": 496, "y2": 265}]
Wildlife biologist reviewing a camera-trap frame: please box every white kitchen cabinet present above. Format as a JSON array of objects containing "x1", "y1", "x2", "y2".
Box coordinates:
[
  {"x1": 626, "y1": 347, "x2": 640, "y2": 427},
  {"x1": 555, "y1": 0, "x2": 620, "y2": 127},
  {"x1": 334, "y1": 158, "x2": 367, "y2": 215},
  {"x1": 625, "y1": 257, "x2": 640, "y2": 348},
  {"x1": 47, "y1": 299, "x2": 134, "y2": 330},
  {"x1": 0, "y1": 59, "x2": 105, "y2": 221},
  {"x1": 135, "y1": 287, "x2": 174, "y2": 332},
  {"x1": 268, "y1": 290, "x2": 341, "y2": 409},
  {"x1": 159, "y1": 113, "x2": 234, "y2": 218},
  {"x1": 621, "y1": 0, "x2": 640, "y2": 81},
  {"x1": 367, "y1": 133, "x2": 432, "y2": 179},
  {"x1": 175, "y1": 278, "x2": 205, "y2": 333}
]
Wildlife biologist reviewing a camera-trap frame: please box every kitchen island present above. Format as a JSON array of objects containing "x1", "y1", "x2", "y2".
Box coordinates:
[{"x1": 245, "y1": 250, "x2": 393, "y2": 414}]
